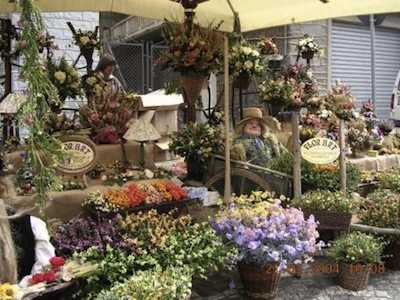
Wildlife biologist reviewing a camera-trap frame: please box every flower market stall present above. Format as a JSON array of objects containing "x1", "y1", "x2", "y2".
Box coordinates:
[{"x1": 1, "y1": 0, "x2": 400, "y2": 300}]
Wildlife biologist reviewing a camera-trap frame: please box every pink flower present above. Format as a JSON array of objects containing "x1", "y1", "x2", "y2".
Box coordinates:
[{"x1": 89, "y1": 113, "x2": 100, "y2": 123}]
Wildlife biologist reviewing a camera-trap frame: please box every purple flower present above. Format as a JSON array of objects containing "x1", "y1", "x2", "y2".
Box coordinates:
[{"x1": 248, "y1": 241, "x2": 261, "y2": 250}]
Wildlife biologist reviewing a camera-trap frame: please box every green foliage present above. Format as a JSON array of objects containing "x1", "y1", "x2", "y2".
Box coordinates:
[
  {"x1": 18, "y1": 0, "x2": 63, "y2": 215},
  {"x1": 95, "y1": 266, "x2": 192, "y2": 300},
  {"x1": 359, "y1": 189, "x2": 400, "y2": 230},
  {"x1": 266, "y1": 152, "x2": 361, "y2": 192},
  {"x1": 377, "y1": 169, "x2": 400, "y2": 192},
  {"x1": 292, "y1": 190, "x2": 360, "y2": 214},
  {"x1": 74, "y1": 246, "x2": 137, "y2": 300},
  {"x1": 169, "y1": 123, "x2": 224, "y2": 163},
  {"x1": 327, "y1": 232, "x2": 384, "y2": 264}
]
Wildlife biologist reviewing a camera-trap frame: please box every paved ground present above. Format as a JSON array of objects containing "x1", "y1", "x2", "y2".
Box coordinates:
[{"x1": 192, "y1": 259, "x2": 400, "y2": 300}]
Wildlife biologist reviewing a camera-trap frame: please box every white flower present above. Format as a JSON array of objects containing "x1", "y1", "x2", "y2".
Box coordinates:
[
  {"x1": 54, "y1": 71, "x2": 66, "y2": 83},
  {"x1": 242, "y1": 47, "x2": 252, "y2": 55},
  {"x1": 244, "y1": 61, "x2": 253, "y2": 69}
]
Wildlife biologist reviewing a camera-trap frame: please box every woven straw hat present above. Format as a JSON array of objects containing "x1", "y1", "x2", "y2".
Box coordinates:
[{"x1": 236, "y1": 107, "x2": 268, "y2": 136}]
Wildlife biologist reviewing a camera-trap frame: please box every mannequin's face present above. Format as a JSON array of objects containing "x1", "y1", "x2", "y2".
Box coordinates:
[{"x1": 244, "y1": 119, "x2": 262, "y2": 137}]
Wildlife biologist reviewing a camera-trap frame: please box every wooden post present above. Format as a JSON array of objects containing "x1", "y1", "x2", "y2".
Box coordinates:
[
  {"x1": 223, "y1": 34, "x2": 231, "y2": 203},
  {"x1": 292, "y1": 111, "x2": 301, "y2": 198},
  {"x1": 339, "y1": 119, "x2": 347, "y2": 192}
]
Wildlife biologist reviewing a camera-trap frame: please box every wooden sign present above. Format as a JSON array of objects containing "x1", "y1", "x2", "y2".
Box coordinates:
[
  {"x1": 301, "y1": 137, "x2": 340, "y2": 165},
  {"x1": 56, "y1": 136, "x2": 97, "y2": 175}
]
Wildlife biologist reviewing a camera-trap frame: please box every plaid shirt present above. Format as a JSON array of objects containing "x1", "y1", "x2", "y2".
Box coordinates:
[{"x1": 233, "y1": 133, "x2": 283, "y2": 166}]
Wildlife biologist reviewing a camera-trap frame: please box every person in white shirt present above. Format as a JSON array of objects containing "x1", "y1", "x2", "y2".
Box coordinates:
[{"x1": 0, "y1": 200, "x2": 55, "y2": 287}]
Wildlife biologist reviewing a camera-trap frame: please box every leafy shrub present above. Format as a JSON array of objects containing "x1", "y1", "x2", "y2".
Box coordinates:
[
  {"x1": 292, "y1": 190, "x2": 360, "y2": 214},
  {"x1": 266, "y1": 152, "x2": 361, "y2": 192},
  {"x1": 377, "y1": 169, "x2": 400, "y2": 192},
  {"x1": 359, "y1": 189, "x2": 400, "y2": 229},
  {"x1": 327, "y1": 232, "x2": 383, "y2": 265}
]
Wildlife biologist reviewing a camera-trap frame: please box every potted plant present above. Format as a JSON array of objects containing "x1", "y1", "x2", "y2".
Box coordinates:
[
  {"x1": 297, "y1": 35, "x2": 319, "y2": 64},
  {"x1": 257, "y1": 37, "x2": 282, "y2": 69},
  {"x1": 292, "y1": 190, "x2": 360, "y2": 231},
  {"x1": 169, "y1": 123, "x2": 224, "y2": 181},
  {"x1": 160, "y1": 20, "x2": 223, "y2": 122},
  {"x1": 258, "y1": 78, "x2": 295, "y2": 116},
  {"x1": 229, "y1": 42, "x2": 263, "y2": 89},
  {"x1": 347, "y1": 120, "x2": 370, "y2": 158},
  {"x1": 326, "y1": 80, "x2": 355, "y2": 121},
  {"x1": 359, "y1": 189, "x2": 400, "y2": 270},
  {"x1": 327, "y1": 232, "x2": 384, "y2": 291},
  {"x1": 212, "y1": 194, "x2": 322, "y2": 299}
]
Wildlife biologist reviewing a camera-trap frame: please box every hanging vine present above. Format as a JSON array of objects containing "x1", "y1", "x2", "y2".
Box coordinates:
[{"x1": 18, "y1": 0, "x2": 63, "y2": 216}]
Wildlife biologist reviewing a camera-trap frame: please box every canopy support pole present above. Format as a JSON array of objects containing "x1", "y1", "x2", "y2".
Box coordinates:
[
  {"x1": 224, "y1": 34, "x2": 231, "y2": 203},
  {"x1": 292, "y1": 111, "x2": 301, "y2": 198}
]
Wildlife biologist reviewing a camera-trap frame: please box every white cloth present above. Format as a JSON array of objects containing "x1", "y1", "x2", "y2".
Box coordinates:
[{"x1": 18, "y1": 216, "x2": 55, "y2": 288}]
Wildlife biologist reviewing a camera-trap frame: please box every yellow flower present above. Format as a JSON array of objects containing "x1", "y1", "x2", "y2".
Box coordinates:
[
  {"x1": 54, "y1": 71, "x2": 66, "y2": 84},
  {"x1": 80, "y1": 36, "x2": 90, "y2": 46}
]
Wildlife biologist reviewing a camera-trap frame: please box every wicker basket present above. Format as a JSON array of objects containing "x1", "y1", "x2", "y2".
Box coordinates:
[
  {"x1": 338, "y1": 263, "x2": 370, "y2": 291},
  {"x1": 383, "y1": 240, "x2": 400, "y2": 270},
  {"x1": 238, "y1": 262, "x2": 281, "y2": 299},
  {"x1": 303, "y1": 209, "x2": 352, "y2": 231}
]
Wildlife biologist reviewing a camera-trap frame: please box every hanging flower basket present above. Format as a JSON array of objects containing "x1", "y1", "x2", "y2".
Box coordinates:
[
  {"x1": 81, "y1": 47, "x2": 95, "y2": 71},
  {"x1": 301, "y1": 51, "x2": 315, "y2": 61},
  {"x1": 233, "y1": 73, "x2": 251, "y2": 90},
  {"x1": 238, "y1": 262, "x2": 281, "y2": 300},
  {"x1": 181, "y1": 74, "x2": 207, "y2": 121},
  {"x1": 266, "y1": 102, "x2": 285, "y2": 117},
  {"x1": 383, "y1": 240, "x2": 400, "y2": 270},
  {"x1": 338, "y1": 262, "x2": 370, "y2": 291},
  {"x1": 303, "y1": 209, "x2": 352, "y2": 231}
]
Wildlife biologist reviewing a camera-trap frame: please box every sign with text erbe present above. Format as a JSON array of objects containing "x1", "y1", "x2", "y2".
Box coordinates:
[
  {"x1": 56, "y1": 136, "x2": 97, "y2": 175},
  {"x1": 301, "y1": 137, "x2": 340, "y2": 165}
]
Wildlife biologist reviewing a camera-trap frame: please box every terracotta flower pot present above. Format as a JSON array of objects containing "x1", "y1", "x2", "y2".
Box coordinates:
[
  {"x1": 238, "y1": 262, "x2": 281, "y2": 300},
  {"x1": 181, "y1": 74, "x2": 207, "y2": 122},
  {"x1": 338, "y1": 262, "x2": 370, "y2": 291}
]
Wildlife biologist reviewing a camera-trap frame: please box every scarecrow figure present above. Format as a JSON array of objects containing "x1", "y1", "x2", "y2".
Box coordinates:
[{"x1": 232, "y1": 107, "x2": 285, "y2": 166}]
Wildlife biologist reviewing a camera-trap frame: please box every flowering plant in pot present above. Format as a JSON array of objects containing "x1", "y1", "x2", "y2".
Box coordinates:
[
  {"x1": 297, "y1": 35, "x2": 319, "y2": 63},
  {"x1": 169, "y1": 123, "x2": 224, "y2": 181},
  {"x1": 258, "y1": 37, "x2": 279, "y2": 56},
  {"x1": 359, "y1": 189, "x2": 400, "y2": 270},
  {"x1": 160, "y1": 19, "x2": 223, "y2": 121},
  {"x1": 257, "y1": 78, "x2": 295, "y2": 115},
  {"x1": 229, "y1": 42, "x2": 263, "y2": 89},
  {"x1": 292, "y1": 190, "x2": 360, "y2": 231},
  {"x1": 347, "y1": 120, "x2": 370, "y2": 157},
  {"x1": 79, "y1": 91, "x2": 139, "y2": 144},
  {"x1": 327, "y1": 232, "x2": 384, "y2": 291},
  {"x1": 46, "y1": 57, "x2": 82, "y2": 112},
  {"x1": 326, "y1": 80, "x2": 356, "y2": 121},
  {"x1": 212, "y1": 194, "x2": 322, "y2": 299}
]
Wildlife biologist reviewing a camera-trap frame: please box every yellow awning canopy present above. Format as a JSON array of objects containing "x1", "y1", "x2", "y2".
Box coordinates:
[{"x1": 1, "y1": 0, "x2": 400, "y2": 32}]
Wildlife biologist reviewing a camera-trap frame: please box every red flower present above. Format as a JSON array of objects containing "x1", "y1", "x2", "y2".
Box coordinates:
[
  {"x1": 43, "y1": 271, "x2": 57, "y2": 283},
  {"x1": 30, "y1": 273, "x2": 46, "y2": 284},
  {"x1": 50, "y1": 256, "x2": 65, "y2": 268}
]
